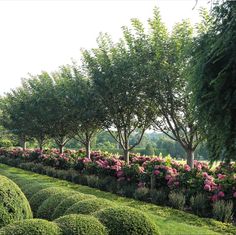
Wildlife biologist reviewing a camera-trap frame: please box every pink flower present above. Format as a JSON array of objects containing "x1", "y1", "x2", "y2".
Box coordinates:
[
  {"x1": 233, "y1": 192, "x2": 236, "y2": 198},
  {"x1": 138, "y1": 182, "x2": 145, "y2": 188},
  {"x1": 218, "y1": 191, "x2": 225, "y2": 197},
  {"x1": 217, "y1": 174, "x2": 226, "y2": 180},
  {"x1": 165, "y1": 175, "x2": 172, "y2": 180},
  {"x1": 211, "y1": 194, "x2": 218, "y2": 202},
  {"x1": 184, "y1": 164, "x2": 191, "y2": 172},
  {"x1": 204, "y1": 184, "x2": 211, "y2": 191},
  {"x1": 202, "y1": 172, "x2": 208, "y2": 178},
  {"x1": 154, "y1": 170, "x2": 160, "y2": 175}
]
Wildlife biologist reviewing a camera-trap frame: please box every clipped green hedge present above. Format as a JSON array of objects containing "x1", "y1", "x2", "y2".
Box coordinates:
[
  {"x1": 21, "y1": 183, "x2": 52, "y2": 200},
  {"x1": 0, "y1": 175, "x2": 32, "y2": 228},
  {"x1": 29, "y1": 187, "x2": 66, "y2": 215},
  {"x1": 52, "y1": 193, "x2": 96, "y2": 219},
  {"x1": 65, "y1": 198, "x2": 114, "y2": 215},
  {"x1": 54, "y1": 214, "x2": 107, "y2": 235},
  {"x1": 37, "y1": 190, "x2": 74, "y2": 220},
  {"x1": 94, "y1": 206, "x2": 160, "y2": 235},
  {"x1": 0, "y1": 219, "x2": 61, "y2": 235}
]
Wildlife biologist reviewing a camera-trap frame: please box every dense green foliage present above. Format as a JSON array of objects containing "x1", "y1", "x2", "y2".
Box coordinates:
[
  {"x1": 0, "y1": 219, "x2": 61, "y2": 235},
  {"x1": 29, "y1": 187, "x2": 65, "y2": 215},
  {"x1": 192, "y1": 1, "x2": 236, "y2": 162},
  {"x1": 0, "y1": 175, "x2": 32, "y2": 228},
  {"x1": 54, "y1": 214, "x2": 108, "y2": 235},
  {"x1": 65, "y1": 198, "x2": 114, "y2": 215},
  {"x1": 94, "y1": 206, "x2": 160, "y2": 235},
  {"x1": 37, "y1": 190, "x2": 73, "y2": 220},
  {"x1": 52, "y1": 193, "x2": 96, "y2": 219}
]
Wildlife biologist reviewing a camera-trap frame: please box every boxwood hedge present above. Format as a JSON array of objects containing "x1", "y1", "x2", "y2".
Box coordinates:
[
  {"x1": 0, "y1": 175, "x2": 32, "y2": 228},
  {"x1": 29, "y1": 187, "x2": 66, "y2": 215},
  {"x1": 94, "y1": 206, "x2": 160, "y2": 235},
  {"x1": 65, "y1": 198, "x2": 114, "y2": 215},
  {"x1": 54, "y1": 214, "x2": 107, "y2": 235},
  {"x1": 0, "y1": 219, "x2": 61, "y2": 235},
  {"x1": 37, "y1": 190, "x2": 75, "y2": 220},
  {"x1": 52, "y1": 193, "x2": 96, "y2": 220}
]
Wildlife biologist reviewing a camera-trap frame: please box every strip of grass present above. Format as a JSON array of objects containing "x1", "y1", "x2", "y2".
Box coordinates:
[{"x1": 0, "y1": 163, "x2": 235, "y2": 235}]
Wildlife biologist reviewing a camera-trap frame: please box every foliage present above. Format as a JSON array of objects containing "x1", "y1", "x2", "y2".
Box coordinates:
[
  {"x1": 169, "y1": 191, "x2": 186, "y2": 210},
  {"x1": 0, "y1": 219, "x2": 61, "y2": 235},
  {"x1": 190, "y1": 193, "x2": 209, "y2": 217},
  {"x1": 94, "y1": 206, "x2": 160, "y2": 235},
  {"x1": 212, "y1": 200, "x2": 234, "y2": 223},
  {"x1": 192, "y1": 1, "x2": 236, "y2": 162},
  {"x1": 54, "y1": 214, "x2": 108, "y2": 235},
  {"x1": 65, "y1": 198, "x2": 114, "y2": 215},
  {"x1": 52, "y1": 193, "x2": 96, "y2": 219},
  {"x1": 0, "y1": 175, "x2": 32, "y2": 228},
  {"x1": 133, "y1": 187, "x2": 150, "y2": 201},
  {"x1": 29, "y1": 187, "x2": 65, "y2": 216},
  {"x1": 36, "y1": 190, "x2": 73, "y2": 220}
]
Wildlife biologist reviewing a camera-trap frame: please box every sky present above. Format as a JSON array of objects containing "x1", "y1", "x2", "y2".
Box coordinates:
[{"x1": 0, "y1": 0, "x2": 210, "y2": 95}]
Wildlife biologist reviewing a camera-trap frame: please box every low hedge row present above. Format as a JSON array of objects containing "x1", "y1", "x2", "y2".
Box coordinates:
[{"x1": 0, "y1": 173, "x2": 160, "y2": 235}]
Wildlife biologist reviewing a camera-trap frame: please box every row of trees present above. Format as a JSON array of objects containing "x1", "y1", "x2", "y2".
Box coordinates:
[{"x1": 1, "y1": 1, "x2": 235, "y2": 166}]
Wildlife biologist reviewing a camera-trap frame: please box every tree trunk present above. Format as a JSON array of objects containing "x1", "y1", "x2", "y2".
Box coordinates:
[
  {"x1": 186, "y1": 149, "x2": 194, "y2": 169},
  {"x1": 23, "y1": 141, "x2": 27, "y2": 151},
  {"x1": 59, "y1": 145, "x2": 64, "y2": 154},
  {"x1": 124, "y1": 149, "x2": 129, "y2": 164},
  {"x1": 20, "y1": 136, "x2": 26, "y2": 151},
  {"x1": 37, "y1": 138, "x2": 44, "y2": 151},
  {"x1": 85, "y1": 140, "x2": 91, "y2": 159}
]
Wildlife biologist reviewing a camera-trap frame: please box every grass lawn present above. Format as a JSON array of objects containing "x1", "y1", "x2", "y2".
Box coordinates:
[{"x1": 0, "y1": 163, "x2": 235, "y2": 235}]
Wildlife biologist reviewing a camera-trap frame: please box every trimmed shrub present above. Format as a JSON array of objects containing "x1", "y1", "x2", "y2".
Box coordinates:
[
  {"x1": 94, "y1": 206, "x2": 160, "y2": 235},
  {"x1": 54, "y1": 214, "x2": 107, "y2": 235},
  {"x1": 133, "y1": 187, "x2": 149, "y2": 201},
  {"x1": 52, "y1": 193, "x2": 96, "y2": 219},
  {"x1": 65, "y1": 198, "x2": 114, "y2": 215},
  {"x1": 29, "y1": 187, "x2": 65, "y2": 215},
  {"x1": 86, "y1": 175, "x2": 99, "y2": 188},
  {"x1": 0, "y1": 219, "x2": 61, "y2": 235},
  {"x1": 0, "y1": 175, "x2": 32, "y2": 228},
  {"x1": 21, "y1": 183, "x2": 52, "y2": 200},
  {"x1": 37, "y1": 190, "x2": 74, "y2": 220},
  {"x1": 169, "y1": 191, "x2": 186, "y2": 210},
  {"x1": 212, "y1": 200, "x2": 233, "y2": 222},
  {"x1": 190, "y1": 193, "x2": 209, "y2": 217}
]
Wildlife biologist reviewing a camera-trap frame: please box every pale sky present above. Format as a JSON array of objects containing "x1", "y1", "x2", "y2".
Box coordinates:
[{"x1": 0, "y1": 0, "x2": 210, "y2": 95}]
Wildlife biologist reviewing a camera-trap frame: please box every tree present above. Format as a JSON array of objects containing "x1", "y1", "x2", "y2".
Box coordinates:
[
  {"x1": 0, "y1": 88, "x2": 31, "y2": 150},
  {"x1": 146, "y1": 9, "x2": 202, "y2": 168},
  {"x1": 62, "y1": 65, "x2": 104, "y2": 159},
  {"x1": 82, "y1": 27, "x2": 154, "y2": 164},
  {"x1": 192, "y1": 1, "x2": 236, "y2": 162}
]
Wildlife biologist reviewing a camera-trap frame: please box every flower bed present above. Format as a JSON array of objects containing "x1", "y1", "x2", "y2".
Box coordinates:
[{"x1": 0, "y1": 147, "x2": 235, "y2": 223}]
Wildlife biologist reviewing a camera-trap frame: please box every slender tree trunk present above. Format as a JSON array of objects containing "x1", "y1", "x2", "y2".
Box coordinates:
[
  {"x1": 85, "y1": 140, "x2": 91, "y2": 159},
  {"x1": 37, "y1": 138, "x2": 44, "y2": 151},
  {"x1": 20, "y1": 136, "x2": 26, "y2": 151},
  {"x1": 59, "y1": 145, "x2": 64, "y2": 154},
  {"x1": 23, "y1": 141, "x2": 27, "y2": 151},
  {"x1": 124, "y1": 149, "x2": 129, "y2": 165},
  {"x1": 186, "y1": 149, "x2": 194, "y2": 169}
]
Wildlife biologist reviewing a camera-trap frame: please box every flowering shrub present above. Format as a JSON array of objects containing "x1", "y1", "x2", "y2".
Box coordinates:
[{"x1": 0, "y1": 147, "x2": 235, "y2": 220}]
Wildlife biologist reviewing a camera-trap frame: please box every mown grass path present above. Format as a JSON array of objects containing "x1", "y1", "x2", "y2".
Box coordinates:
[{"x1": 0, "y1": 164, "x2": 235, "y2": 235}]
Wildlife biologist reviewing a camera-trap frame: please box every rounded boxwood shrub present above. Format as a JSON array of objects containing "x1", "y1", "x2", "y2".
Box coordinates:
[
  {"x1": 29, "y1": 187, "x2": 65, "y2": 215},
  {"x1": 65, "y1": 198, "x2": 114, "y2": 215},
  {"x1": 0, "y1": 219, "x2": 61, "y2": 235},
  {"x1": 0, "y1": 175, "x2": 32, "y2": 228},
  {"x1": 21, "y1": 183, "x2": 51, "y2": 200},
  {"x1": 94, "y1": 206, "x2": 159, "y2": 235},
  {"x1": 54, "y1": 214, "x2": 107, "y2": 235},
  {"x1": 37, "y1": 190, "x2": 74, "y2": 220},
  {"x1": 52, "y1": 193, "x2": 97, "y2": 220}
]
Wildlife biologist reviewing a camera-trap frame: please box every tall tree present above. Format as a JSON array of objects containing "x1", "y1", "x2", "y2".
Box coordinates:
[
  {"x1": 146, "y1": 9, "x2": 202, "y2": 168},
  {"x1": 192, "y1": 1, "x2": 236, "y2": 162},
  {"x1": 82, "y1": 27, "x2": 154, "y2": 164}
]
